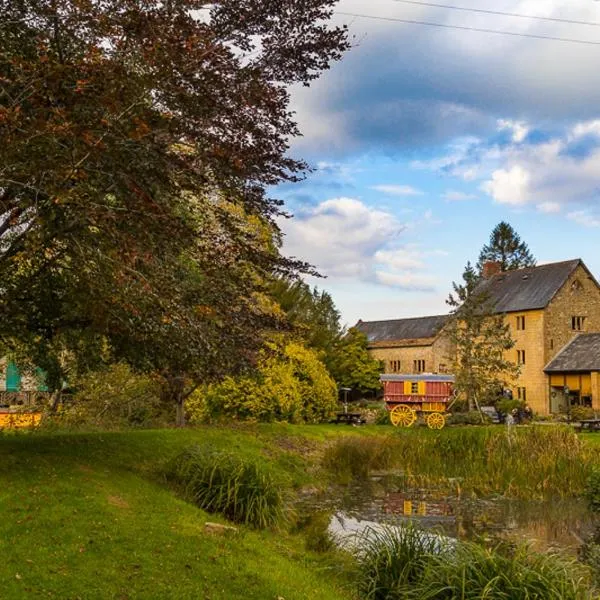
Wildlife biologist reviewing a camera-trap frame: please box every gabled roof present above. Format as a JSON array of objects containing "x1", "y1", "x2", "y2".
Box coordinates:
[
  {"x1": 544, "y1": 334, "x2": 600, "y2": 373},
  {"x1": 478, "y1": 259, "x2": 584, "y2": 313},
  {"x1": 355, "y1": 314, "x2": 449, "y2": 343}
]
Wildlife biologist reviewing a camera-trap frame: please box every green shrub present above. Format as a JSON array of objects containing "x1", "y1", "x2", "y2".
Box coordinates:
[
  {"x1": 166, "y1": 445, "x2": 287, "y2": 529},
  {"x1": 585, "y1": 468, "x2": 600, "y2": 512},
  {"x1": 446, "y1": 411, "x2": 490, "y2": 426},
  {"x1": 187, "y1": 340, "x2": 337, "y2": 424},
  {"x1": 374, "y1": 406, "x2": 392, "y2": 425},
  {"x1": 355, "y1": 525, "x2": 591, "y2": 600},
  {"x1": 571, "y1": 406, "x2": 597, "y2": 422},
  {"x1": 496, "y1": 397, "x2": 524, "y2": 416},
  {"x1": 580, "y1": 534, "x2": 600, "y2": 587}
]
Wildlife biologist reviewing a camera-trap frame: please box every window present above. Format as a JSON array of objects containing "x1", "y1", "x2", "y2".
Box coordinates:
[
  {"x1": 411, "y1": 381, "x2": 419, "y2": 394},
  {"x1": 438, "y1": 363, "x2": 447, "y2": 374},
  {"x1": 572, "y1": 316, "x2": 586, "y2": 331},
  {"x1": 516, "y1": 316, "x2": 526, "y2": 330},
  {"x1": 5, "y1": 361, "x2": 21, "y2": 392},
  {"x1": 413, "y1": 359, "x2": 425, "y2": 373},
  {"x1": 389, "y1": 360, "x2": 401, "y2": 373},
  {"x1": 550, "y1": 339, "x2": 554, "y2": 350},
  {"x1": 517, "y1": 349, "x2": 526, "y2": 365},
  {"x1": 517, "y1": 387, "x2": 527, "y2": 402}
]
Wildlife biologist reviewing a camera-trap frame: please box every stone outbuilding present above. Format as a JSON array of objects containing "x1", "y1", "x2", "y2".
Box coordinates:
[
  {"x1": 544, "y1": 333, "x2": 600, "y2": 412},
  {"x1": 356, "y1": 314, "x2": 452, "y2": 375}
]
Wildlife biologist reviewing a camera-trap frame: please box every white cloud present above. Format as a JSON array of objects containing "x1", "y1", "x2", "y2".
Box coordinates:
[
  {"x1": 482, "y1": 165, "x2": 530, "y2": 206},
  {"x1": 374, "y1": 271, "x2": 437, "y2": 291},
  {"x1": 371, "y1": 184, "x2": 423, "y2": 196},
  {"x1": 416, "y1": 118, "x2": 600, "y2": 220},
  {"x1": 571, "y1": 120, "x2": 600, "y2": 139},
  {"x1": 537, "y1": 201, "x2": 561, "y2": 214},
  {"x1": 280, "y1": 197, "x2": 437, "y2": 290},
  {"x1": 568, "y1": 210, "x2": 600, "y2": 228},
  {"x1": 498, "y1": 119, "x2": 529, "y2": 143},
  {"x1": 374, "y1": 248, "x2": 425, "y2": 271},
  {"x1": 442, "y1": 190, "x2": 477, "y2": 201}
]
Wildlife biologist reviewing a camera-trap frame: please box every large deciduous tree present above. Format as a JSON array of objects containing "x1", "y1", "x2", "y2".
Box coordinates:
[
  {"x1": 270, "y1": 277, "x2": 382, "y2": 396},
  {"x1": 447, "y1": 262, "x2": 519, "y2": 412},
  {"x1": 0, "y1": 0, "x2": 349, "y2": 420},
  {"x1": 477, "y1": 222, "x2": 536, "y2": 274}
]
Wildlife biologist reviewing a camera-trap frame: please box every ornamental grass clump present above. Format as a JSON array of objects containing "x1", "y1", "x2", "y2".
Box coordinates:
[
  {"x1": 166, "y1": 445, "x2": 286, "y2": 529},
  {"x1": 355, "y1": 524, "x2": 592, "y2": 600},
  {"x1": 355, "y1": 524, "x2": 445, "y2": 599}
]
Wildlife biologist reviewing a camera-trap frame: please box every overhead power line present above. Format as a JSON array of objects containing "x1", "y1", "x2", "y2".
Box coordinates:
[
  {"x1": 393, "y1": 0, "x2": 600, "y2": 27},
  {"x1": 334, "y1": 11, "x2": 600, "y2": 46}
]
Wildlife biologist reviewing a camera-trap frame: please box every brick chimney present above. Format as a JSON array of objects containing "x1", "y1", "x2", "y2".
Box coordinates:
[{"x1": 482, "y1": 261, "x2": 502, "y2": 279}]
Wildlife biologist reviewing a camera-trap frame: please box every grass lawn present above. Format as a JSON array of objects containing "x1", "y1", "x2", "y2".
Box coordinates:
[
  {"x1": 2, "y1": 423, "x2": 597, "y2": 599},
  {"x1": 0, "y1": 425, "x2": 373, "y2": 600}
]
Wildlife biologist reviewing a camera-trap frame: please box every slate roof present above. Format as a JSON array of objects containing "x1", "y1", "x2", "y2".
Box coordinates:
[
  {"x1": 355, "y1": 314, "x2": 449, "y2": 343},
  {"x1": 545, "y1": 334, "x2": 600, "y2": 373},
  {"x1": 478, "y1": 259, "x2": 583, "y2": 313}
]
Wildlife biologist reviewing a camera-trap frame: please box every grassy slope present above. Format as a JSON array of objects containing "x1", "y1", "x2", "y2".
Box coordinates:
[
  {"x1": 3, "y1": 424, "x2": 595, "y2": 599},
  {"x1": 0, "y1": 425, "x2": 374, "y2": 600}
]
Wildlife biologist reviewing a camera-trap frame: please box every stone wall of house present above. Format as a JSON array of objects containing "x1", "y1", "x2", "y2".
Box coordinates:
[
  {"x1": 369, "y1": 339, "x2": 436, "y2": 374},
  {"x1": 541, "y1": 264, "x2": 600, "y2": 412},
  {"x1": 369, "y1": 332, "x2": 454, "y2": 375},
  {"x1": 432, "y1": 328, "x2": 455, "y2": 373},
  {"x1": 504, "y1": 309, "x2": 546, "y2": 415},
  {"x1": 544, "y1": 264, "x2": 600, "y2": 365}
]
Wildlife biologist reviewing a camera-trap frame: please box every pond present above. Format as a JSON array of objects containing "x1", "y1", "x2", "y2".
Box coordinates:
[{"x1": 298, "y1": 473, "x2": 598, "y2": 554}]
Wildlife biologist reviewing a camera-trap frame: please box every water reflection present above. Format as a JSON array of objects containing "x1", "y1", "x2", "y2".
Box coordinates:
[{"x1": 298, "y1": 474, "x2": 597, "y2": 553}]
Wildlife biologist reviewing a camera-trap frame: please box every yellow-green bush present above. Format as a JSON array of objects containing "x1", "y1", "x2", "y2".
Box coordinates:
[{"x1": 187, "y1": 341, "x2": 337, "y2": 423}]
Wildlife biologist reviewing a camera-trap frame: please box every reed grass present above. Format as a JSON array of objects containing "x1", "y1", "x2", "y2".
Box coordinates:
[
  {"x1": 355, "y1": 524, "x2": 446, "y2": 599},
  {"x1": 166, "y1": 444, "x2": 287, "y2": 528},
  {"x1": 355, "y1": 524, "x2": 592, "y2": 600},
  {"x1": 321, "y1": 435, "x2": 397, "y2": 481},
  {"x1": 323, "y1": 426, "x2": 598, "y2": 499}
]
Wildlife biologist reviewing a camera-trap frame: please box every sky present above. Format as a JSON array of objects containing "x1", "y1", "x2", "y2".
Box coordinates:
[{"x1": 276, "y1": 0, "x2": 600, "y2": 327}]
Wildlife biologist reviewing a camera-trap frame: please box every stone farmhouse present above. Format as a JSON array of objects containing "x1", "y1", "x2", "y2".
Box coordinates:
[{"x1": 356, "y1": 259, "x2": 600, "y2": 415}]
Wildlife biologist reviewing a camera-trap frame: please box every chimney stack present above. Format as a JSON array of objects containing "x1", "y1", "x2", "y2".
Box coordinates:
[{"x1": 482, "y1": 261, "x2": 502, "y2": 279}]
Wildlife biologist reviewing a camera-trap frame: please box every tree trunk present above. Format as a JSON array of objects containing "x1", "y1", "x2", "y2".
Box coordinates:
[
  {"x1": 175, "y1": 395, "x2": 185, "y2": 428},
  {"x1": 161, "y1": 375, "x2": 186, "y2": 427},
  {"x1": 49, "y1": 390, "x2": 62, "y2": 412}
]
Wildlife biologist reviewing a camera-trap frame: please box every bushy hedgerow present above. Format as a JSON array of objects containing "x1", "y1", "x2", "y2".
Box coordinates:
[{"x1": 187, "y1": 341, "x2": 337, "y2": 424}]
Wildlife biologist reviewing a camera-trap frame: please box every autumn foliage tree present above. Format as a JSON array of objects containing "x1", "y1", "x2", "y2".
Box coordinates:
[{"x1": 0, "y1": 0, "x2": 349, "y2": 422}]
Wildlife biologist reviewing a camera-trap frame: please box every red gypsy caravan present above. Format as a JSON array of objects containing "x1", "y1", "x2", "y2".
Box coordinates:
[{"x1": 380, "y1": 374, "x2": 455, "y2": 429}]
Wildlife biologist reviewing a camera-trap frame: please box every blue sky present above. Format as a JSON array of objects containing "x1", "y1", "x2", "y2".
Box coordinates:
[{"x1": 277, "y1": 0, "x2": 600, "y2": 326}]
